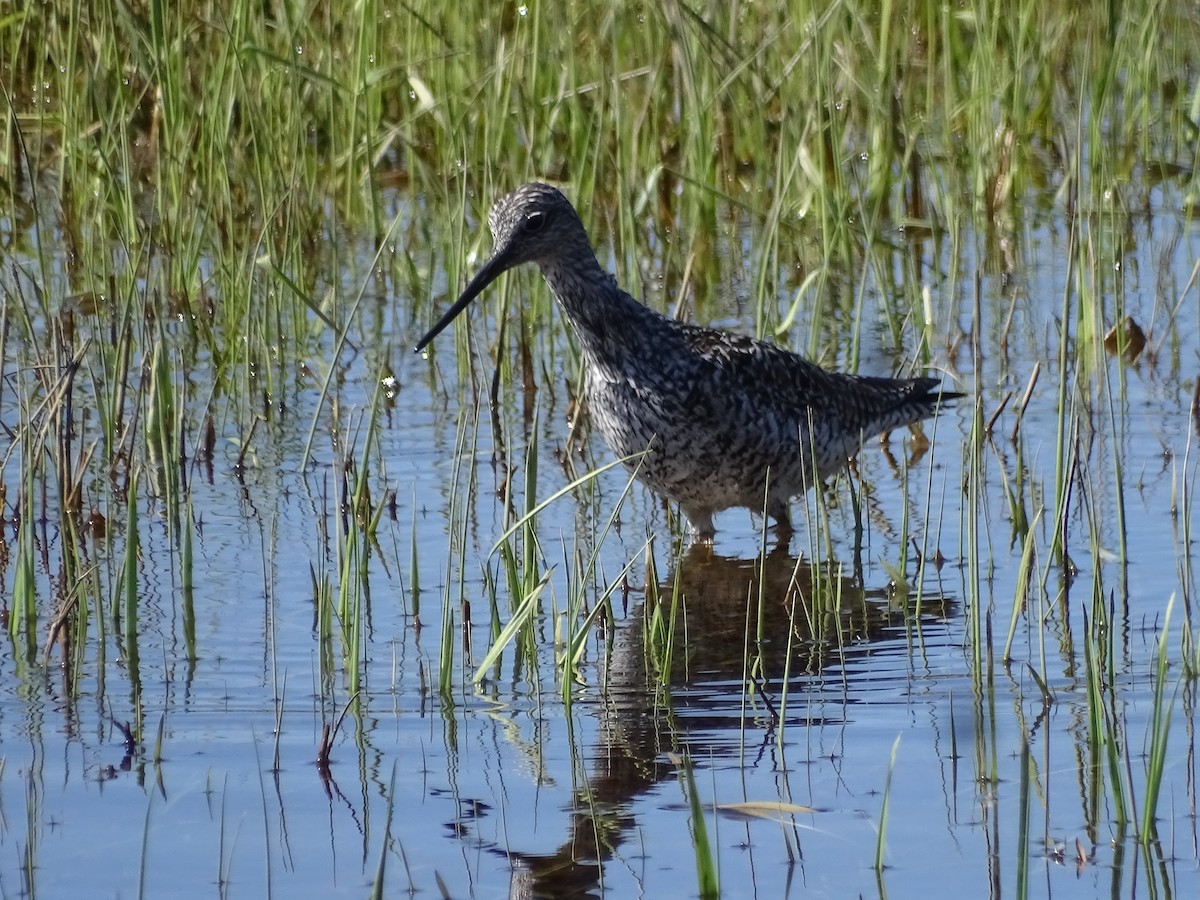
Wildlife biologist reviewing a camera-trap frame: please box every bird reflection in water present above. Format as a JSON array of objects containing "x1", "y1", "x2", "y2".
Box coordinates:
[{"x1": 504, "y1": 543, "x2": 954, "y2": 899}]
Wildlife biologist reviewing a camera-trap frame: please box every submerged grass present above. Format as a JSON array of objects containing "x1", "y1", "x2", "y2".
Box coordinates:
[{"x1": 2, "y1": 0, "x2": 1200, "y2": 896}]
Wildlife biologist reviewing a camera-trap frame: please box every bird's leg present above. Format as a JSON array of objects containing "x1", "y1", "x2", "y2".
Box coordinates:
[
  {"x1": 767, "y1": 498, "x2": 794, "y2": 543},
  {"x1": 682, "y1": 507, "x2": 716, "y2": 544}
]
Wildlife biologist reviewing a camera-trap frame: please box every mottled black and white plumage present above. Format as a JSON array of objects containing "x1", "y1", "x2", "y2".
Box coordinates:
[{"x1": 417, "y1": 183, "x2": 962, "y2": 539}]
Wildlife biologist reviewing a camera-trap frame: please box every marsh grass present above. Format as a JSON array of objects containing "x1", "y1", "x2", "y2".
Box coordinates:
[
  {"x1": 3, "y1": 0, "x2": 1200, "y2": 896},
  {"x1": 677, "y1": 754, "x2": 719, "y2": 899},
  {"x1": 643, "y1": 544, "x2": 681, "y2": 683},
  {"x1": 477, "y1": 444, "x2": 647, "y2": 689},
  {"x1": 370, "y1": 763, "x2": 400, "y2": 900},
  {"x1": 873, "y1": 734, "x2": 902, "y2": 875},
  {"x1": 1015, "y1": 738, "x2": 1033, "y2": 900},
  {"x1": 1141, "y1": 596, "x2": 1178, "y2": 845}
]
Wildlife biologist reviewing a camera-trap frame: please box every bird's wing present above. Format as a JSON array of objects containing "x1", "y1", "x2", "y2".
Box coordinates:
[
  {"x1": 679, "y1": 324, "x2": 944, "y2": 432},
  {"x1": 679, "y1": 325, "x2": 841, "y2": 417}
]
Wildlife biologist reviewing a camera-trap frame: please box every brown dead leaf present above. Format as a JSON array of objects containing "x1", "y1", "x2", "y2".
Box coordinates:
[{"x1": 1103, "y1": 316, "x2": 1146, "y2": 362}]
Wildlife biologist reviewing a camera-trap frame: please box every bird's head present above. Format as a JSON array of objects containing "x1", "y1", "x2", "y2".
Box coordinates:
[{"x1": 415, "y1": 183, "x2": 583, "y2": 352}]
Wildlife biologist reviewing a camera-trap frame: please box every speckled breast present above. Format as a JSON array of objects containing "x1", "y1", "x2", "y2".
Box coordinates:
[{"x1": 582, "y1": 367, "x2": 820, "y2": 510}]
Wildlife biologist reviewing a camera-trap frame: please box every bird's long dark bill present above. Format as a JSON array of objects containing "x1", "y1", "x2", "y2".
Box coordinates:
[{"x1": 414, "y1": 254, "x2": 508, "y2": 352}]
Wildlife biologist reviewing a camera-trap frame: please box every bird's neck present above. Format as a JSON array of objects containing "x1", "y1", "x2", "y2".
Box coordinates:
[
  {"x1": 538, "y1": 255, "x2": 673, "y2": 375},
  {"x1": 539, "y1": 254, "x2": 632, "y2": 324}
]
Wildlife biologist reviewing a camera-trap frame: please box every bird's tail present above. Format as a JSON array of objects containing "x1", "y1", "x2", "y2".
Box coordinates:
[{"x1": 848, "y1": 375, "x2": 963, "y2": 436}]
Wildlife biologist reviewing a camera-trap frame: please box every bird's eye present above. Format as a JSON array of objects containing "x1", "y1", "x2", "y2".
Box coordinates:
[{"x1": 523, "y1": 212, "x2": 546, "y2": 233}]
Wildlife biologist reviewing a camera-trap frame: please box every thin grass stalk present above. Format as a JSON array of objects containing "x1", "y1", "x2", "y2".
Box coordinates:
[
  {"x1": 520, "y1": 409, "x2": 542, "y2": 598},
  {"x1": 341, "y1": 385, "x2": 387, "y2": 694},
  {"x1": 138, "y1": 790, "x2": 153, "y2": 900},
  {"x1": 272, "y1": 674, "x2": 286, "y2": 775},
  {"x1": 896, "y1": 460, "x2": 911, "y2": 589},
  {"x1": 483, "y1": 454, "x2": 647, "y2": 677},
  {"x1": 1050, "y1": 160, "x2": 1079, "y2": 570},
  {"x1": 437, "y1": 404, "x2": 476, "y2": 697},
  {"x1": 337, "y1": 504, "x2": 363, "y2": 695},
  {"x1": 495, "y1": 541, "x2": 538, "y2": 681},
  {"x1": 216, "y1": 774, "x2": 231, "y2": 899},
  {"x1": 487, "y1": 455, "x2": 644, "y2": 556},
  {"x1": 371, "y1": 762, "x2": 400, "y2": 900},
  {"x1": 1099, "y1": 325, "x2": 1130, "y2": 607},
  {"x1": 553, "y1": 463, "x2": 647, "y2": 682},
  {"x1": 774, "y1": 554, "x2": 812, "y2": 756},
  {"x1": 121, "y1": 469, "x2": 141, "y2": 676},
  {"x1": 250, "y1": 733, "x2": 274, "y2": 900},
  {"x1": 299, "y1": 212, "x2": 404, "y2": 464},
  {"x1": 143, "y1": 338, "x2": 179, "y2": 529},
  {"x1": 438, "y1": 554, "x2": 459, "y2": 700},
  {"x1": 1003, "y1": 508, "x2": 1044, "y2": 664},
  {"x1": 409, "y1": 497, "x2": 421, "y2": 623},
  {"x1": 314, "y1": 563, "x2": 336, "y2": 691},
  {"x1": 911, "y1": 379, "x2": 954, "y2": 617},
  {"x1": 1178, "y1": 433, "x2": 1195, "y2": 626},
  {"x1": 181, "y1": 495, "x2": 197, "y2": 662},
  {"x1": 678, "y1": 755, "x2": 719, "y2": 899},
  {"x1": 646, "y1": 551, "x2": 682, "y2": 685},
  {"x1": 755, "y1": 481, "x2": 773, "y2": 647},
  {"x1": 10, "y1": 461, "x2": 38, "y2": 656},
  {"x1": 1140, "y1": 595, "x2": 1177, "y2": 845},
  {"x1": 966, "y1": 398, "x2": 984, "y2": 697},
  {"x1": 473, "y1": 571, "x2": 552, "y2": 683},
  {"x1": 560, "y1": 545, "x2": 647, "y2": 702},
  {"x1": 1082, "y1": 607, "x2": 1130, "y2": 832},
  {"x1": 1015, "y1": 739, "x2": 1032, "y2": 900},
  {"x1": 873, "y1": 734, "x2": 902, "y2": 873},
  {"x1": 20, "y1": 768, "x2": 39, "y2": 896}
]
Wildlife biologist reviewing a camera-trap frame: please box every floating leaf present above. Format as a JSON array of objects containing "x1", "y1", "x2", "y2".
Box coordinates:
[{"x1": 718, "y1": 801, "x2": 819, "y2": 818}]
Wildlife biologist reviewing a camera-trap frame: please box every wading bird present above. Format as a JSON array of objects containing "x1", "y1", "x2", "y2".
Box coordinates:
[{"x1": 417, "y1": 183, "x2": 961, "y2": 539}]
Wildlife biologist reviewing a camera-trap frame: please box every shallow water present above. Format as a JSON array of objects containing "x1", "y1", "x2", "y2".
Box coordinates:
[{"x1": 2, "y1": 187, "x2": 1198, "y2": 900}]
